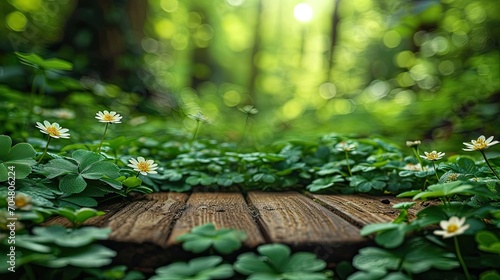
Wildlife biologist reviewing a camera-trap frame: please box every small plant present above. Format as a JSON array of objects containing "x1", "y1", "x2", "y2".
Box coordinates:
[
  {"x1": 40, "y1": 149, "x2": 122, "y2": 194},
  {"x1": 151, "y1": 256, "x2": 234, "y2": 280},
  {"x1": 176, "y1": 223, "x2": 247, "y2": 255},
  {"x1": 95, "y1": 110, "x2": 123, "y2": 152},
  {"x1": 234, "y1": 243, "x2": 332, "y2": 280}
]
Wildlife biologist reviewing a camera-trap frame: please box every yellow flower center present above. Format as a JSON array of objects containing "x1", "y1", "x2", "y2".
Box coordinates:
[
  {"x1": 473, "y1": 139, "x2": 488, "y2": 150},
  {"x1": 137, "y1": 161, "x2": 150, "y2": 172},
  {"x1": 103, "y1": 114, "x2": 114, "y2": 121},
  {"x1": 447, "y1": 224, "x2": 459, "y2": 233},
  {"x1": 46, "y1": 126, "x2": 60, "y2": 137},
  {"x1": 15, "y1": 196, "x2": 30, "y2": 208}
]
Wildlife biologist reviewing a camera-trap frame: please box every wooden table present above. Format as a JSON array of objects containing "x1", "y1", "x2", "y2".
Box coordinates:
[{"x1": 45, "y1": 191, "x2": 423, "y2": 272}]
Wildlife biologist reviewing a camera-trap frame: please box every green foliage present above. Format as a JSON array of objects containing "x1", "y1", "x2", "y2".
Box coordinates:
[
  {"x1": 476, "y1": 230, "x2": 500, "y2": 255},
  {"x1": 0, "y1": 135, "x2": 36, "y2": 182},
  {"x1": 350, "y1": 238, "x2": 459, "y2": 278},
  {"x1": 40, "y1": 149, "x2": 121, "y2": 194},
  {"x1": 0, "y1": 226, "x2": 114, "y2": 273},
  {"x1": 151, "y1": 256, "x2": 234, "y2": 280},
  {"x1": 234, "y1": 243, "x2": 331, "y2": 280},
  {"x1": 15, "y1": 52, "x2": 73, "y2": 71},
  {"x1": 176, "y1": 223, "x2": 247, "y2": 255},
  {"x1": 55, "y1": 207, "x2": 105, "y2": 228}
]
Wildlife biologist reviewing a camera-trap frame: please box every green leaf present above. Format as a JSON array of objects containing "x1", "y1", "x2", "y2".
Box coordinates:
[
  {"x1": 122, "y1": 176, "x2": 142, "y2": 188},
  {"x1": 476, "y1": 230, "x2": 500, "y2": 254},
  {"x1": 5, "y1": 143, "x2": 37, "y2": 161},
  {"x1": 42, "y1": 159, "x2": 78, "y2": 179},
  {"x1": 60, "y1": 196, "x2": 98, "y2": 207},
  {"x1": 81, "y1": 161, "x2": 120, "y2": 179},
  {"x1": 352, "y1": 247, "x2": 400, "y2": 273},
  {"x1": 73, "y1": 150, "x2": 104, "y2": 171},
  {"x1": 374, "y1": 225, "x2": 407, "y2": 248},
  {"x1": 152, "y1": 256, "x2": 234, "y2": 280},
  {"x1": 234, "y1": 243, "x2": 329, "y2": 279},
  {"x1": 15, "y1": 52, "x2": 73, "y2": 71},
  {"x1": 42, "y1": 244, "x2": 115, "y2": 268},
  {"x1": 0, "y1": 136, "x2": 37, "y2": 181},
  {"x1": 360, "y1": 223, "x2": 400, "y2": 236},
  {"x1": 413, "y1": 182, "x2": 474, "y2": 200},
  {"x1": 31, "y1": 226, "x2": 111, "y2": 247},
  {"x1": 176, "y1": 223, "x2": 247, "y2": 255},
  {"x1": 60, "y1": 174, "x2": 87, "y2": 193},
  {"x1": 0, "y1": 135, "x2": 12, "y2": 159}
]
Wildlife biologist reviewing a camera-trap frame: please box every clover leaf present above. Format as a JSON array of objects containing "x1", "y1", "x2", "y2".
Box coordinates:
[
  {"x1": 476, "y1": 230, "x2": 500, "y2": 254},
  {"x1": 41, "y1": 149, "x2": 121, "y2": 193},
  {"x1": 24, "y1": 225, "x2": 111, "y2": 247},
  {"x1": 0, "y1": 135, "x2": 36, "y2": 182},
  {"x1": 10, "y1": 226, "x2": 115, "y2": 270},
  {"x1": 352, "y1": 237, "x2": 459, "y2": 277},
  {"x1": 412, "y1": 181, "x2": 474, "y2": 200},
  {"x1": 234, "y1": 243, "x2": 330, "y2": 280},
  {"x1": 176, "y1": 223, "x2": 247, "y2": 255},
  {"x1": 56, "y1": 207, "x2": 105, "y2": 228},
  {"x1": 151, "y1": 256, "x2": 234, "y2": 280}
]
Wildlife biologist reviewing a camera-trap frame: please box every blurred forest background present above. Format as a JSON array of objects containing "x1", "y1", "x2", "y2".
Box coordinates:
[{"x1": 0, "y1": 0, "x2": 499, "y2": 152}]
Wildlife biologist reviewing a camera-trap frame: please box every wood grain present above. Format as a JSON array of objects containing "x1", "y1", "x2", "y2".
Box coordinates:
[
  {"x1": 246, "y1": 191, "x2": 365, "y2": 246},
  {"x1": 166, "y1": 192, "x2": 265, "y2": 247},
  {"x1": 310, "y1": 194, "x2": 425, "y2": 227}
]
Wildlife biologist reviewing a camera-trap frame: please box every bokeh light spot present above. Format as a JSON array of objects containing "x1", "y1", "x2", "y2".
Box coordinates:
[
  {"x1": 383, "y1": 30, "x2": 401, "y2": 48},
  {"x1": 6, "y1": 11, "x2": 28, "y2": 32},
  {"x1": 160, "y1": 0, "x2": 178, "y2": 12},
  {"x1": 282, "y1": 99, "x2": 305, "y2": 120},
  {"x1": 223, "y1": 90, "x2": 241, "y2": 107},
  {"x1": 294, "y1": 3, "x2": 313, "y2": 23},
  {"x1": 319, "y1": 83, "x2": 337, "y2": 100}
]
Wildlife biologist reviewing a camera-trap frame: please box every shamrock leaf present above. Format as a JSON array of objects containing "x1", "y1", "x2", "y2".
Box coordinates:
[
  {"x1": 177, "y1": 223, "x2": 247, "y2": 255},
  {"x1": 0, "y1": 135, "x2": 37, "y2": 182},
  {"x1": 234, "y1": 243, "x2": 330, "y2": 280},
  {"x1": 151, "y1": 256, "x2": 234, "y2": 280}
]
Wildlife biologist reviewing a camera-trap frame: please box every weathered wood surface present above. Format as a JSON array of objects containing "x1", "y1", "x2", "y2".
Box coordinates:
[
  {"x1": 310, "y1": 194, "x2": 422, "y2": 227},
  {"x1": 44, "y1": 191, "x2": 420, "y2": 268},
  {"x1": 166, "y1": 192, "x2": 265, "y2": 247}
]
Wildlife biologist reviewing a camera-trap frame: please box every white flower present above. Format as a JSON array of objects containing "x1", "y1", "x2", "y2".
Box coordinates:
[
  {"x1": 95, "y1": 110, "x2": 122, "y2": 124},
  {"x1": 336, "y1": 142, "x2": 356, "y2": 152},
  {"x1": 463, "y1": 135, "x2": 499, "y2": 151},
  {"x1": 406, "y1": 140, "x2": 421, "y2": 147},
  {"x1": 403, "y1": 163, "x2": 427, "y2": 171},
  {"x1": 127, "y1": 157, "x2": 158, "y2": 175},
  {"x1": 434, "y1": 216, "x2": 470, "y2": 238},
  {"x1": 420, "y1": 151, "x2": 445, "y2": 161},
  {"x1": 14, "y1": 193, "x2": 32, "y2": 210},
  {"x1": 35, "y1": 121, "x2": 70, "y2": 139}
]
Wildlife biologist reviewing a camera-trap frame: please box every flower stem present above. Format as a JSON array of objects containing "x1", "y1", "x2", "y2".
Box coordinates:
[
  {"x1": 38, "y1": 136, "x2": 52, "y2": 164},
  {"x1": 413, "y1": 147, "x2": 424, "y2": 171},
  {"x1": 345, "y1": 151, "x2": 352, "y2": 176},
  {"x1": 454, "y1": 236, "x2": 472, "y2": 280},
  {"x1": 480, "y1": 150, "x2": 500, "y2": 180},
  {"x1": 97, "y1": 123, "x2": 109, "y2": 152},
  {"x1": 192, "y1": 120, "x2": 201, "y2": 141},
  {"x1": 432, "y1": 161, "x2": 440, "y2": 181}
]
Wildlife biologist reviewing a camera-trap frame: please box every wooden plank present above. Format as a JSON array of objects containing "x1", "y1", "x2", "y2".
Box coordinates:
[
  {"x1": 167, "y1": 192, "x2": 265, "y2": 248},
  {"x1": 104, "y1": 192, "x2": 189, "y2": 247},
  {"x1": 310, "y1": 194, "x2": 426, "y2": 227},
  {"x1": 46, "y1": 192, "x2": 190, "y2": 247},
  {"x1": 246, "y1": 192, "x2": 365, "y2": 246}
]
